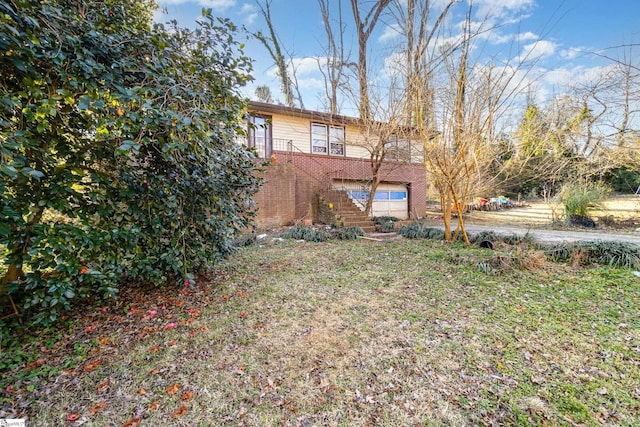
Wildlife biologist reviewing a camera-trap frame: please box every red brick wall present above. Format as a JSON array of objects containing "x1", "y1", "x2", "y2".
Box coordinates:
[
  {"x1": 254, "y1": 151, "x2": 427, "y2": 228},
  {"x1": 253, "y1": 163, "x2": 297, "y2": 228}
]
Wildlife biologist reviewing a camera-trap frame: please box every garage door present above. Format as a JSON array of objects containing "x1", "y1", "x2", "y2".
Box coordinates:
[
  {"x1": 337, "y1": 181, "x2": 409, "y2": 219},
  {"x1": 371, "y1": 183, "x2": 408, "y2": 219}
]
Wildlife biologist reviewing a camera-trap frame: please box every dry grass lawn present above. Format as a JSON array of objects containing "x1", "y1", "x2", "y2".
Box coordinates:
[{"x1": 2, "y1": 238, "x2": 640, "y2": 426}]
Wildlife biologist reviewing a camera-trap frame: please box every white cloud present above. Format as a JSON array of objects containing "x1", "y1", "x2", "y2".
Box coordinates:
[
  {"x1": 240, "y1": 3, "x2": 258, "y2": 25},
  {"x1": 560, "y1": 47, "x2": 584, "y2": 60},
  {"x1": 520, "y1": 40, "x2": 557, "y2": 62},
  {"x1": 517, "y1": 31, "x2": 538, "y2": 42},
  {"x1": 382, "y1": 52, "x2": 407, "y2": 79},
  {"x1": 158, "y1": 0, "x2": 236, "y2": 11},
  {"x1": 290, "y1": 57, "x2": 327, "y2": 76},
  {"x1": 379, "y1": 24, "x2": 402, "y2": 42},
  {"x1": 543, "y1": 68, "x2": 574, "y2": 86},
  {"x1": 474, "y1": 0, "x2": 535, "y2": 21}
]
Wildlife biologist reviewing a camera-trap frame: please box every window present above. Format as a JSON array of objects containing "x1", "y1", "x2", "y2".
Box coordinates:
[
  {"x1": 311, "y1": 123, "x2": 345, "y2": 155},
  {"x1": 385, "y1": 135, "x2": 412, "y2": 161},
  {"x1": 248, "y1": 114, "x2": 272, "y2": 158}
]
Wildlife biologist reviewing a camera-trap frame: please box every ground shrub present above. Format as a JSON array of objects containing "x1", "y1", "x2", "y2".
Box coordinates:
[
  {"x1": 376, "y1": 221, "x2": 396, "y2": 233},
  {"x1": 281, "y1": 226, "x2": 331, "y2": 242},
  {"x1": 541, "y1": 240, "x2": 640, "y2": 269},
  {"x1": 333, "y1": 226, "x2": 364, "y2": 240},
  {"x1": 469, "y1": 231, "x2": 536, "y2": 246},
  {"x1": 398, "y1": 223, "x2": 445, "y2": 240},
  {"x1": 231, "y1": 232, "x2": 257, "y2": 248},
  {"x1": 561, "y1": 182, "x2": 610, "y2": 218},
  {"x1": 371, "y1": 216, "x2": 401, "y2": 224}
]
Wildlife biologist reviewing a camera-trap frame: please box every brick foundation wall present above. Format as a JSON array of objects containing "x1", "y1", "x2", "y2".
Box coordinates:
[
  {"x1": 252, "y1": 162, "x2": 297, "y2": 229},
  {"x1": 254, "y1": 151, "x2": 427, "y2": 228}
]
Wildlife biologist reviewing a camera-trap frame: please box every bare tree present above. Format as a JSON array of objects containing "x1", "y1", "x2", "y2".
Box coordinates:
[
  {"x1": 414, "y1": 4, "x2": 544, "y2": 243},
  {"x1": 317, "y1": 0, "x2": 348, "y2": 115},
  {"x1": 390, "y1": 0, "x2": 456, "y2": 125},
  {"x1": 354, "y1": 90, "x2": 422, "y2": 216},
  {"x1": 349, "y1": 0, "x2": 392, "y2": 119},
  {"x1": 253, "y1": 0, "x2": 303, "y2": 107}
]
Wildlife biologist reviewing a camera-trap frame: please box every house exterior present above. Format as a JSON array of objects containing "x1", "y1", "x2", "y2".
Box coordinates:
[{"x1": 244, "y1": 101, "x2": 427, "y2": 229}]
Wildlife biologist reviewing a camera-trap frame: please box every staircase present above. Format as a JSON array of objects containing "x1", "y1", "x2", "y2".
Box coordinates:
[{"x1": 319, "y1": 190, "x2": 376, "y2": 233}]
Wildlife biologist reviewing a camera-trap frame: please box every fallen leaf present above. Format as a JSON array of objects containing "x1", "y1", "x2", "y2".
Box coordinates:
[
  {"x1": 222, "y1": 294, "x2": 229, "y2": 301},
  {"x1": 122, "y1": 417, "x2": 141, "y2": 427},
  {"x1": 164, "y1": 322, "x2": 178, "y2": 330},
  {"x1": 149, "y1": 369, "x2": 160, "y2": 375},
  {"x1": 169, "y1": 340, "x2": 177, "y2": 346},
  {"x1": 88, "y1": 401, "x2": 107, "y2": 416},
  {"x1": 180, "y1": 391, "x2": 193, "y2": 401},
  {"x1": 66, "y1": 413, "x2": 80, "y2": 422},
  {"x1": 84, "y1": 359, "x2": 102, "y2": 372},
  {"x1": 167, "y1": 383, "x2": 181, "y2": 395},
  {"x1": 79, "y1": 266, "x2": 88, "y2": 275},
  {"x1": 149, "y1": 401, "x2": 160, "y2": 410},
  {"x1": 98, "y1": 337, "x2": 110, "y2": 346},
  {"x1": 25, "y1": 359, "x2": 45, "y2": 370},
  {"x1": 238, "y1": 311, "x2": 247, "y2": 319},
  {"x1": 96, "y1": 378, "x2": 110, "y2": 391},
  {"x1": 171, "y1": 405, "x2": 189, "y2": 418},
  {"x1": 84, "y1": 324, "x2": 96, "y2": 332},
  {"x1": 148, "y1": 345, "x2": 161, "y2": 353},
  {"x1": 137, "y1": 388, "x2": 147, "y2": 395}
]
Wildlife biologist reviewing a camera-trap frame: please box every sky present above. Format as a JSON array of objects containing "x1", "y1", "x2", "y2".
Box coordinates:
[{"x1": 154, "y1": 0, "x2": 640, "y2": 118}]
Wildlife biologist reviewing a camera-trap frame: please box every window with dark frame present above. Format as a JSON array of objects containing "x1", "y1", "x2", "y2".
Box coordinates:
[
  {"x1": 385, "y1": 134, "x2": 412, "y2": 161},
  {"x1": 311, "y1": 123, "x2": 345, "y2": 156},
  {"x1": 247, "y1": 114, "x2": 272, "y2": 158}
]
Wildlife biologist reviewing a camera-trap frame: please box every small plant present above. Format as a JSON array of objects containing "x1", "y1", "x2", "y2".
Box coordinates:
[
  {"x1": 333, "y1": 226, "x2": 364, "y2": 240},
  {"x1": 469, "y1": 231, "x2": 536, "y2": 246},
  {"x1": 469, "y1": 231, "x2": 499, "y2": 244},
  {"x1": 281, "y1": 226, "x2": 331, "y2": 242},
  {"x1": 398, "y1": 223, "x2": 445, "y2": 240},
  {"x1": 376, "y1": 221, "x2": 396, "y2": 233},
  {"x1": 476, "y1": 261, "x2": 493, "y2": 274},
  {"x1": 231, "y1": 232, "x2": 257, "y2": 248},
  {"x1": 371, "y1": 216, "x2": 401, "y2": 225},
  {"x1": 541, "y1": 240, "x2": 640, "y2": 269}
]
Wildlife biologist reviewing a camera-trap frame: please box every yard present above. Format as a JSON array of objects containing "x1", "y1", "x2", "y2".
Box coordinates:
[{"x1": 2, "y1": 237, "x2": 639, "y2": 426}]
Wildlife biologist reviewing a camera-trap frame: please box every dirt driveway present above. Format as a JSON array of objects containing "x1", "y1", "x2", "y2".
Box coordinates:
[
  {"x1": 461, "y1": 223, "x2": 640, "y2": 245},
  {"x1": 426, "y1": 195, "x2": 640, "y2": 246}
]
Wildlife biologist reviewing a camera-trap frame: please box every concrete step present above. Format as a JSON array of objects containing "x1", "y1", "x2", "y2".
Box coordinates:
[{"x1": 339, "y1": 213, "x2": 370, "y2": 219}]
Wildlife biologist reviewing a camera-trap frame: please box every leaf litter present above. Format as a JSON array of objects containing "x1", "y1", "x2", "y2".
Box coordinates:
[{"x1": 2, "y1": 239, "x2": 639, "y2": 426}]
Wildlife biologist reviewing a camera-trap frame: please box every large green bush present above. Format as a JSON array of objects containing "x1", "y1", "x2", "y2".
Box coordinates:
[{"x1": 0, "y1": 1, "x2": 260, "y2": 324}]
